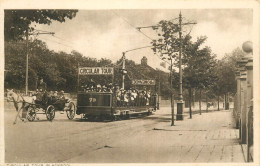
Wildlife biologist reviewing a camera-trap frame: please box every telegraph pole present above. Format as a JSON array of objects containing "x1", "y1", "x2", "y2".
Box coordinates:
[
  {"x1": 25, "y1": 29, "x2": 54, "y2": 95},
  {"x1": 136, "y1": 12, "x2": 196, "y2": 123},
  {"x1": 157, "y1": 69, "x2": 160, "y2": 110},
  {"x1": 25, "y1": 29, "x2": 29, "y2": 95},
  {"x1": 122, "y1": 52, "x2": 126, "y2": 89},
  {"x1": 170, "y1": 57, "x2": 175, "y2": 126}
]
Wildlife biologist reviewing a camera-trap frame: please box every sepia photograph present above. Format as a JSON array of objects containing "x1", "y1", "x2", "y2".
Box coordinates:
[{"x1": 1, "y1": 0, "x2": 259, "y2": 165}]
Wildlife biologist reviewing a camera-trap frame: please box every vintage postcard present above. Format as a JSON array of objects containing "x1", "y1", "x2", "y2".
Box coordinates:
[{"x1": 0, "y1": 0, "x2": 259, "y2": 165}]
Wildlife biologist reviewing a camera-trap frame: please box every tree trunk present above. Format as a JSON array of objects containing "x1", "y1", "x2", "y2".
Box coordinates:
[
  {"x1": 171, "y1": 93, "x2": 174, "y2": 126},
  {"x1": 189, "y1": 87, "x2": 192, "y2": 119},
  {"x1": 193, "y1": 88, "x2": 195, "y2": 107},
  {"x1": 218, "y1": 95, "x2": 220, "y2": 111},
  {"x1": 206, "y1": 93, "x2": 208, "y2": 112},
  {"x1": 199, "y1": 89, "x2": 201, "y2": 115},
  {"x1": 224, "y1": 94, "x2": 226, "y2": 109}
]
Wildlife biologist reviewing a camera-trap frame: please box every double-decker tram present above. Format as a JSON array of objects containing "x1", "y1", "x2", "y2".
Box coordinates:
[{"x1": 76, "y1": 66, "x2": 158, "y2": 121}]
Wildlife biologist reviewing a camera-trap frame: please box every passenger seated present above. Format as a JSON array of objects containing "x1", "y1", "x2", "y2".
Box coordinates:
[
  {"x1": 132, "y1": 89, "x2": 137, "y2": 106},
  {"x1": 107, "y1": 83, "x2": 113, "y2": 92},
  {"x1": 96, "y1": 84, "x2": 102, "y2": 92},
  {"x1": 120, "y1": 89, "x2": 124, "y2": 106},
  {"x1": 53, "y1": 91, "x2": 58, "y2": 97},
  {"x1": 51, "y1": 90, "x2": 66, "y2": 110},
  {"x1": 116, "y1": 88, "x2": 121, "y2": 106},
  {"x1": 102, "y1": 85, "x2": 107, "y2": 92},
  {"x1": 58, "y1": 90, "x2": 65, "y2": 100},
  {"x1": 89, "y1": 79, "x2": 97, "y2": 89},
  {"x1": 123, "y1": 91, "x2": 129, "y2": 107}
]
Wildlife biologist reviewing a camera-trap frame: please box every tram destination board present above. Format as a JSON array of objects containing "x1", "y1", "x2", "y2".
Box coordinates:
[
  {"x1": 79, "y1": 67, "x2": 114, "y2": 75},
  {"x1": 132, "y1": 79, "x2": 156, "y2": 85}
]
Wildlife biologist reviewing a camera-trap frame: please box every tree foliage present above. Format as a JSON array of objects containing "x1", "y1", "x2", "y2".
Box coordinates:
[
  {"x1": 212, "y1": 48, "x2": 245, "y2": 96},
  {"x1": 5, "y1": 38, "x2": 175, "y2": 97},
  {"x1": 4, "y1": 10, "x2": 78, "y2": 41},
  {"x1": 5, "y1": 40, "x2": 110, "y2": 92},
  {"x1": 151, "y1": 20, "x2": 191, "y2": 65},
  {"x1": 151, "y1": 20, "x2": 218, "y2": 99}
]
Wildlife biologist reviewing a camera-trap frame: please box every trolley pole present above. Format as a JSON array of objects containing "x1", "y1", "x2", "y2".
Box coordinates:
[
  {"x1": 122, "y1": 52, "x2": 126, "y2": 89},
  {"x1": 121, "y1": 45, "x2": 152, "y2": 90}
]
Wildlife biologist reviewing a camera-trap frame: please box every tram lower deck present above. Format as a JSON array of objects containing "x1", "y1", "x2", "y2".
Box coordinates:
[{"x1": 76, "y1": 91, "x2": 157, "y2": 120}]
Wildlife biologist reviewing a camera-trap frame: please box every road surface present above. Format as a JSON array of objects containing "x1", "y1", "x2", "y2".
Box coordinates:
[{"x1": 4, "y1": 101, "x2": 245, "y2": 163}]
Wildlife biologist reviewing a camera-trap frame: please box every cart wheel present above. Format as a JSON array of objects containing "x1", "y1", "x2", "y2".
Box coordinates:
[
  {"x1": 26, "y1": 106, "x2": 36, "y2": 121},
  {"x1": 66, "y1": 102, "x2": 75, "y2": 120},
  {"x1": 46, "y1": 105, "x2": 55, "y2": 121}
]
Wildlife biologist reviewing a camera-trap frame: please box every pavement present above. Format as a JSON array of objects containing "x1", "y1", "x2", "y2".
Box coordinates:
[{"x1": 4, "y1": 101, "x2": 245, "y2": 163}]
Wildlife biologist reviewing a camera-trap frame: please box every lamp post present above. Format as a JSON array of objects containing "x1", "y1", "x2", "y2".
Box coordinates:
[{"x1": 176, "y1": 12, "x2": 184, "y2": 120}]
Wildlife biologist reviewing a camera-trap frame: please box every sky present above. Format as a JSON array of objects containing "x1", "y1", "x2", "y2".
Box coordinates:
[{"x1": 33, "y1": 9, "x2": 253, "y2": 71}]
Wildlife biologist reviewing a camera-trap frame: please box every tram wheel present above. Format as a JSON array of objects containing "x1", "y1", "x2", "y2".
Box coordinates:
[
  {"x1": 110, "y1": 115, "x2": 116, "y2": 121},
  {"x1": 88, "y1": 115, "x2": 95, "y2": 121},
  {"x1": 125, "y1": 112, "x2": 130, "y2": 119},
  {"x1": 99, "y1": 114, "x2": 105, "y2": 121}
]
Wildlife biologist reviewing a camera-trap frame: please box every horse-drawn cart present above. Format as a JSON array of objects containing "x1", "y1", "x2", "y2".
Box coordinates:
[{"x1": 26, "y1": 93, "x2": 76, "y2": 121}]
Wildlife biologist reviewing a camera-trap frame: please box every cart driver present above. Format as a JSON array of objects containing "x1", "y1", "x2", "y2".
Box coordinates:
[
  {"x1": 38, "y1": 78, "x2": 47, "y2": 92},
  {"x1": 36, "y1": 78, "x2": 48, "y2": 105}
]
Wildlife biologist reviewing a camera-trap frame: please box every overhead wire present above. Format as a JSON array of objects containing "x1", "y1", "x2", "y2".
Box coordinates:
[
  {"x1": 111, "y1": 11, "x2": 154, "y2": 41},
  {"x1": 34, "y1": 28, "x2": 79, "y2": 46},
  {"x1": 37, "y1": 36, "x2": 73, "y2": 48},
  {"x1": 111, "y1": 11, "x2": 174, "y2": 67}
]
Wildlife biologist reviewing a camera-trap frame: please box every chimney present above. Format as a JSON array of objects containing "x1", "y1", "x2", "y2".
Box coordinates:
[{"x1": 141, "y1": 56, "x2": 148, "y2": 65}]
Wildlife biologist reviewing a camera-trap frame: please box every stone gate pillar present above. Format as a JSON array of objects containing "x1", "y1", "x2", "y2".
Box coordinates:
[
  {"x1": 243, "y1": 41, "x2": 253, "y2": 162},
  {"x1": 235, "y1": 71, "x2": 241, "y2": 129},
  {"x1": 239, "y1": 70, "x2": 247, "y2": 144}
]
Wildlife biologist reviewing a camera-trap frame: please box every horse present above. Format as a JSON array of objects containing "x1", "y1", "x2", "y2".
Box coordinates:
[{"x1": 6, "y1": 89, "x2": 36, "y2": 124}]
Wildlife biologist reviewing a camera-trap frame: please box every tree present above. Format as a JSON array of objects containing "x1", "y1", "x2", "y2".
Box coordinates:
[
  {"x1": 4, "y1": 10, "x2": 78, "y2": 41},
  {"x1": 5, "y1": 40, "x2": 27, "y2": 89},
  {"x1": 151, "y1": 20, "x2": 191, "y2": 125},
  {"x1": 181, "y1": 36, "x2": 218, "y2": 116},
  {"x1": 213, "y1": 48, "x2": 245, "y2": 109}
]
